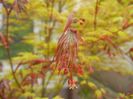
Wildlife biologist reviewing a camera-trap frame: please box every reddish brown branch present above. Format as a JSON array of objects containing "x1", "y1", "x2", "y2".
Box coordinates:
[
  {"x1": 1, "y1": 1, "x2": 23, "y2": 91},
  {"x1": 94, "y1": 0, "x2": 99, "y2": 30}
]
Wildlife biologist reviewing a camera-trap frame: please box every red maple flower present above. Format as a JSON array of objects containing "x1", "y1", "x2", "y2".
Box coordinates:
[{"x1": 68, "y1": 77, "x2": 77, "y2": 89}]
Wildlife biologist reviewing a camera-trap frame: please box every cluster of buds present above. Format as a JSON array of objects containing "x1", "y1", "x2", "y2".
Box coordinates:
[{"x1": 54, "y1": 12, "x2": 84, "y2": 89}]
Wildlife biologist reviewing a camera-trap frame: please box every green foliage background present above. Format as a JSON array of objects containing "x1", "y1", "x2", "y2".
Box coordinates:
[{"x1": 0, "y1": 0, "x2": 133, "y2": 99}]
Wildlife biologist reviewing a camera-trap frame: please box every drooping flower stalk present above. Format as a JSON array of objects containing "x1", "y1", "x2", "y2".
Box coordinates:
[{"x1": 54, "y1": 12, "x2": 84, "y2": 89}]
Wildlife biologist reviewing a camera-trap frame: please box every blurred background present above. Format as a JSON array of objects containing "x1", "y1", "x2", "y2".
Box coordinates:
[{"x1": 0, "y1": 0, "x2": 133, "y2": 99}]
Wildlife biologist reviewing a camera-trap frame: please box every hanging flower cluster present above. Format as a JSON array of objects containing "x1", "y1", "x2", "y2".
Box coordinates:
[{"x1": 54, "y1": 12, "x2": 84, "y2": 89}]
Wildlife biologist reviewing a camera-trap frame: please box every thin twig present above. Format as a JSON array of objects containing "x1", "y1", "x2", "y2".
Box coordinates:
[
  {"x1": 1, "y1": 0, "x2": 23, "y2": 91},
  {"x1": 94, "y1": 0, "x2": 99, "y2": 30},
  {"x1": 5, "y1": 14, "x2": 23, "y2": 91},
  {"x1": 41, "y1": 0, "x2": 56, "y2": 97}
]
